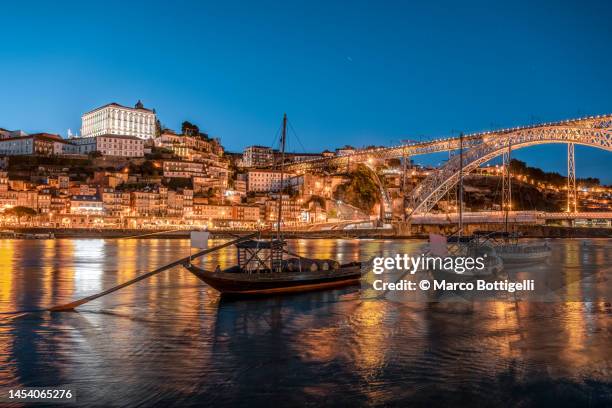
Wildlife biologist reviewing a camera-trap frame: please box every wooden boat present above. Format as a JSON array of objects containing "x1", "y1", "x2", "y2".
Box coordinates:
[
  {"x1": 0, "y1": 230, "x2": 55, "y2": 239},
  {"x1": 427, "y1": 235, "x2": 504, "y2": 281},
  {"x1": 474, "y1": 231, "x2": 551, "y2": 264},
  {"x1": 495, "y1": 242, "x2": 551, "y2": 264},
  {"x1": 182, "y1": 115, "x2": 363, "y2": 297},
  {"x1": 185, "y1": 262, "x2": 361, "y2": 296},
  {"x1": 184, "y1": 239, "x2": 362, "y2": 297}
]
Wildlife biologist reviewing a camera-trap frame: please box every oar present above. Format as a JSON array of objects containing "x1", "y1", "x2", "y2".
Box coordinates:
[{"x1": 48, "y1": 232, "x2": 260, "y2": 312}]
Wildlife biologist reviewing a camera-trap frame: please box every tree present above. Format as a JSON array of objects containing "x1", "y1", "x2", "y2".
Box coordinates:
[
  {"x1": 88, "y1": 150, "x2": 103, "y2": 158},
  {"x1": 308, "y1": 195, "x2": 326, "y2": 208},
  {"x1": 181, "y1": 121, "x2": 199, "y2": 136},
  {"x1": 131, "y1": 160, "x2": 161, "y2": 176},
  {"x1": 155, "y1": 119, "x2": 163, "y2": 138},
  {"x1": 165, "y1": 177, "x2": 192, "y2": 190},
  {"x1": 333, "y1": 164, "x2": 381, "y2": 212},
  {"x1": 5, "y1": 206, "x2": 37, "y2": 217}
]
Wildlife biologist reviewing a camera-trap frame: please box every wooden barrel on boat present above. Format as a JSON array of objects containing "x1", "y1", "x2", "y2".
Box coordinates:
[
  {"x1": 317, "y1": 259, "x2": 340, "y2": 271},
  {"x1": 299, "y1": 259, "x2": 318, "y2": 272},
  {"x1": 286, "y1": 258, "x2": 302, "y2": 272}
]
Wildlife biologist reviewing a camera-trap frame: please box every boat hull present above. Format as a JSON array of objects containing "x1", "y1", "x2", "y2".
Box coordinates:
[
  {"x1": 497, "y1": 244, "x2": 551, "y2": 264},
  {"x1": 183, "y1": 262, "x2": 362, "y2": 296},
  {"x1": 498, "y1": 251, "x2": 551, "y2": 263}
]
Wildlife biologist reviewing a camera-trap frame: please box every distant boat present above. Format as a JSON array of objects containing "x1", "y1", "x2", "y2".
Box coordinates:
[
  {"x1": 182, "y1": 114, "x2": 363, "y2": 296},
  {"x1": 427, "y1": 234, "x2": 504, "y2": 281},
  {"x1": 0, "y1": 230, "x2": 55, "y2": 239},
  {"x1": 477, "y1": 231, "x2": 551, "y2": 264}
]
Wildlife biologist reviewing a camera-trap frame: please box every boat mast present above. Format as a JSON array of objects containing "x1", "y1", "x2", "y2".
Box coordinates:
[
  {"x1": 276, "y1": 113, "x2": 287, "y2": 241},
  {"x1": 458, "y1": 132, "x2": 463, "y2": 237}
]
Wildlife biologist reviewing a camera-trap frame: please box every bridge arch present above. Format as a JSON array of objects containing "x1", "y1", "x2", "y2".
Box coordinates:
[
  {"x1": 409, "y1": 125, "x2": 611, "y2": 216},
  {"x1": 362, "y1": 163, "x2": 393, "y2": 222}
]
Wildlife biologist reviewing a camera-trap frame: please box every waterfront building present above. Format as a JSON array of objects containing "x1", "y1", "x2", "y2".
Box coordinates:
[
  {"x1": 37, "y1": 192, "x2": 51, "y2": 213},
  {"x1": 101, "y1": 188, "x2": 131, "y2": 216},
  {"x1": 182, "y1": 188, "x2": 193, "y2": 217},
  {"x1": 17, "y1": 190, "x2": 38, "y2": 209},
  {"x1": 242, "y1": 145, "x2": 274, "y2": 167},
  {"x1": 264, "y1": 195, "x2": 303, "y2": 226},
  {"x1": 192, "y1": 201, "x2": 261, "y2": 223},
  {"x1": 167, "y1": 190, "x2": 185, "y2": 217},
  {"x1": 50, "y1": 194, "x2": 70, "y2": 213},
  {"x1": 71, "y1": 134, "x2": 144, "y2": 157},
  {"x1": 81, "y1": 101, "x2": 156, "y2": 139},
  {"x1": 70, "y1": 195, "x2": 104, "y2": 214},
  {"x1": 130, "y1": 190, "x2": 162, "y2": 216},
  {"x1": 233, "y1": 205, "x2": 261, "y2": 222}
]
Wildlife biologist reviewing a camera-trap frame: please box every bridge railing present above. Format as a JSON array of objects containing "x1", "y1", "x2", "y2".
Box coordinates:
[{"x1": 409, "y1": 211, "x2": 612, "y2": 224}]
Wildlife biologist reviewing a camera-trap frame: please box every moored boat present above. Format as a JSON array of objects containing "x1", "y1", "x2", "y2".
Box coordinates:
[
  {"x1": 0, "y1": 230, "x2": 55, "y2": 239},
  {"x1": 427, "y1": 234, "x2": 504, "y2": 281},
  {"x1": 182, "y1": 114, "x2": 363, "y2": 297},
  {"x1": 185, "y1": 257, "x2": 362, "y2": 296},
  {"x1": 495, "y1": 242, "x2": 551, "y2": 264},
  {"x1": 474, "y1": 231, "x2": 551, "y2": 264}
]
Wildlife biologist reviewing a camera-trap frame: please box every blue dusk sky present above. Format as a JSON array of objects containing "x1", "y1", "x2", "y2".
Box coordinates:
[{"x1": 1, "y1": 1, "x2": 610, "y2": 182}]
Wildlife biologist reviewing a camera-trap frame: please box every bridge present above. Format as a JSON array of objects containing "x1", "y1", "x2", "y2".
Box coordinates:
[
  {"x1": 303, "y1": 211, "x2": 612, "y2": 231},
  {"x1": 287, "y1": 114, "x2": 612, "y2": 221}
]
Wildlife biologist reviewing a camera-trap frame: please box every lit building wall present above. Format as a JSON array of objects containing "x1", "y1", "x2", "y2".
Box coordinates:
[{"x1": 81, "y1": 101, "x2": 156, "y2": 139}]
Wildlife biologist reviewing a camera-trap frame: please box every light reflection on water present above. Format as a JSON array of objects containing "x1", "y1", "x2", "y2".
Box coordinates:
[{"x1": 0, "y1": 238, "x2": 610, "y2": 407}]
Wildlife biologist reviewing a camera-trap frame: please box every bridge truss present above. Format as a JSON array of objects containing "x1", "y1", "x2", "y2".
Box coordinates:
[
  {"x1": 287, "y1": 115, "x2": 612, "y2": 174},
  {"x1": 408, "y1": 117, "x2": 612, "y2": 216}
]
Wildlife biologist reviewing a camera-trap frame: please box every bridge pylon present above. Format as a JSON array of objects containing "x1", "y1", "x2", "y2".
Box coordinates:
[
  {"x1": 567, "y1": 143, "x2": 577, "y2": 213},
  {"x1": 502, "y1": 141, "x2": 512, "y2": 226}
]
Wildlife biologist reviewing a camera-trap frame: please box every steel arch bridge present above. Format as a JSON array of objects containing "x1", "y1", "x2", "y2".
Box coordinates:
[
  {"x1": 287, "y1": 115, "x2": 612, "y2": 174},
  {"x1": 409, "y1": 116, "x2": 612, "y2": 216}
]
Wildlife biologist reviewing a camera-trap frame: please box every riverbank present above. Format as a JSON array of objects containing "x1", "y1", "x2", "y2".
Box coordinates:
[{"x1": 3, "y1": 225, "x2": 611, "y2": 239}]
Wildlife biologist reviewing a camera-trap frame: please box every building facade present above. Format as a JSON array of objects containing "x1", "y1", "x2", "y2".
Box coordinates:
[
  {"x1": 81, "y1": 101, "x2": 156, "y2": 139},
  {"x1": 163, "y1": 161, "x2": 205, "y2": 178},
  {"x1": 242, "y1": 145, "x2": 274, "y2": 167},
  {"x1": 154, "y1": 131, "x2": 224, "y2": 160},
  {"x1": 0, "y1": 134, "x2": 73, "y2": 156},
  {"x1": 71, "y1": 134, "x2": 144, "y2": 157},
  {"x1": 247, "y1": 169, "x2": 297, "y2": 193},
  {"x1": 70, "y1": 195, "x2": 104, "y2": 214}
]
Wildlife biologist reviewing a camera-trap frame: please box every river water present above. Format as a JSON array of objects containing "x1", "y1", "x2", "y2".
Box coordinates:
[{"x1": 0, "y1": 238, "x2": 610, "y2": 407}]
